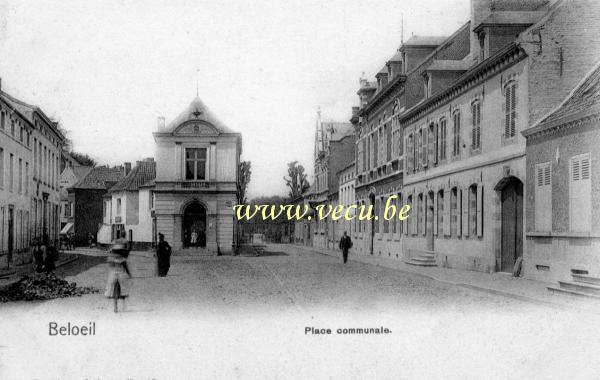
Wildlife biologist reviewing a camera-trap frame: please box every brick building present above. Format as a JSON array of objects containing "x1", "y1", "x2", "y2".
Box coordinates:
[
  {"x1": 304, "y1": 112, "x2": 354, "y2": 250},
  {"x1": 522, "y1": 63, "x2": 600, "y2": 286},
  {"x1": 398, "y1": 0, "x2": 600, "y2": 274},
  {"x1": 1, "y1": 83, "x2": 66, "y2": 267},
  {"x1": 69, "y1": 165, "x2": 126, "y2": 246}
]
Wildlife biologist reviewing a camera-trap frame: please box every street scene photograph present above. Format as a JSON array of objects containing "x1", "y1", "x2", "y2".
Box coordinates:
[{"x1": 1, "y1": 0, "x2": 600, "y2": 378}]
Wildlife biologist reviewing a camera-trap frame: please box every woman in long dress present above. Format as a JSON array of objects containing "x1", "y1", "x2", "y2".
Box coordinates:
[
  {"x1": 105, "y1": 231, "x2": 132, "y2": 313},
  {"x1": 156, "y1": 233, "x2": 172, "y2": 277}
]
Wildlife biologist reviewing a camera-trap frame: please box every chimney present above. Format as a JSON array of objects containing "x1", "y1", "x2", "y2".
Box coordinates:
[
  {"x1": 157, "y1": 116, "x2": 165, "y2": 130},
  {"x1": 124, "y1": 162, "x2": 132, "y2": 176}
]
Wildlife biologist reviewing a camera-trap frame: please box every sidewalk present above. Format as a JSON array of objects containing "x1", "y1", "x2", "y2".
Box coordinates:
[{"x1": 281, "y1": 243, "x2": 600, "y2": 312}]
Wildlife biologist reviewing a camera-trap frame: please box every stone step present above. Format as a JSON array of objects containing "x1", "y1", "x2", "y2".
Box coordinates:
[
  {"x1": 547, "y1": 286, "x2": 600, "y2": 300},
  {"x1": 558, "y1": 281, "x2": 600, "y2": 296},
  {"x1": 405, "y1": 260, "x2": 437, "y2": 267},
  {"x1": 411, "y1": 256, "x2": 436, "y2": 263},
  {"x1": 572, "y1": 274, "x2": 600, "y2": 286}
]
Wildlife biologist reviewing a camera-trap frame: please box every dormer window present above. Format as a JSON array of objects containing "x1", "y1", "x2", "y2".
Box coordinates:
[
  {"x1": 423, "y1": 74, "x2": 432, "y2": 98},
  {"x1": 478, "y1": 32, "x2": 488, "y2": 62}
]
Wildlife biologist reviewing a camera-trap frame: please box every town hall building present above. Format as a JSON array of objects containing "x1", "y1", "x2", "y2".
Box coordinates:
[{"x1": 153, "y1": 97, "x2": 242, "y2": 254}]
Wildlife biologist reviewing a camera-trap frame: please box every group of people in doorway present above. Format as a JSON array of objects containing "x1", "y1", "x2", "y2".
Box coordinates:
[
  {"x1": 31, "y1": 236, "x2": 57, "y2": 273},
  {"x1": 104, "y1": 232, "x2": 172, "y2": 313}
]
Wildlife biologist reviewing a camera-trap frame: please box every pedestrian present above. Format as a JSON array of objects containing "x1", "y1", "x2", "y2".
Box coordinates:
[
  {"x1": 190, "y1": 230, "x2": 198, "y2": 245},
  {"x1": 31, "y1": 238, "x2": 45, "y2": 273},
  {"x1": 339, "y1": 231, "x2": 353, "y2": 264},
  {"x1": 155, "y1": 233, "x2": 172, "y2": 277},
  {"x1": 44, "y1": 240, "x2": 57, "y2": 273},
  {"x1": 105, "y1": 231, "x2": 132, "y2": 313}
]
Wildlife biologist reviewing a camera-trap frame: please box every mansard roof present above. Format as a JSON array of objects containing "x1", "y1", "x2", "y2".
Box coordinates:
[
  {"x1": 109, "y1": 159, "x2": 156, "y2": 193},
  {"x1": 164, "y1": 96, "x2": 234, "y2": 134},
  {"x1": 0, "y1": 90, "x2": 65, "y2": 141}
]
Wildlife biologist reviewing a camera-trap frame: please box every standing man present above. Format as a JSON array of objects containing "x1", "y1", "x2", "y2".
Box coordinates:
[
  {"x1": 339, "y1": 231, "x2": 353, "y2": 264},
  {"x1": 156, "y1": 233, "x2": 172, "y2": 277}
]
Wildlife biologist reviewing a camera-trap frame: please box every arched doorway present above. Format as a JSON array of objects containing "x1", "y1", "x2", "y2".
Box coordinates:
[
  {"x1": 498, "y1": 177, "x2": 523, "y2": 272},
  {"x1": 183, "y1": 202, "x2": 206, "y2": 248}
]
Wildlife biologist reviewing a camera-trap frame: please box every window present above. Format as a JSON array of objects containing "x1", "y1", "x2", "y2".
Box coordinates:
[
  {"x1": 535, "y1": 162, "x2": 552, "y2": 231},
  {"x1": 25, "y1": 162, "x2": 28, "y2": 194},
  {"x1": 452, "y1": 111, "x2": 461, "y2": 157},
  {"x1": 185, "y1": 148, "x2": 207, "y2": 180},
  {"x1": 471, "y1": 101, "x2": 481, "y2": 150},
  {"x1": 9, "y1": 153, "x2": 14, "y2": 191},
  {"x1": 19, "y1": 127, "x2": 23, "y2": 142},
  {"x1": 439, "y1": 118, "x2": 447, "y2": 161},
  {"x1": 386, "y1": 123, "x2": 392, "y2": 162},
  {"x1": 437, "y1": 190, "x2": 444, "y2": 236},
  {"x1": 422, "y1": 126, "x2": 429, "y2": 167},
  {"x1": 417, "y1": 129, "x2": 422, "y2": 170},
  {"x1": 11, "y1": 120, "x2": 15, "y2": 136},
  {"x1": 450, "y1": 187, "x2": 458, "y2": 237},
  {"x1": 374, "y1": 199, "x2": 380, "y2": 234},
  {"x1": 116, "y1": 198, "x2": 122, "y2": 215},
  {"x1": 417, "y1": 193, "x2": 423, "y2": 235},
  {"x1": 504, "y1": 81, "x2": 517, "y2": 138},
  {"x1": 383, "y1": 197, "x2": 389, "y2": 234},
  {"x1": 406, "y1": 195, "x2": 413, "y2": 235},
  {"x1": 0, "y1": 111, "x2": 4, "y2": 130},
  {"x1": 407, "y1": 134, "x2": 414, "y2": 172},
  {"x1": 570, "y1": 154, "x2": 591, "y2": 232},
  {"x1": 0, "y1": 148, "x2": 3, "y2": 188},
  {"x1": 428, "y1": 123, "x2": 435, "y2": 166},
  {"x1": 469, "y1": 185, "x2": 477, "y2": 236},
  {"x1": 65, "y1": 203, "x2": 72, "y2": 218}
]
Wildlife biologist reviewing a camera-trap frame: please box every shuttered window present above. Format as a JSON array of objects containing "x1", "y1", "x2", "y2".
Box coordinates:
[
  {"x1": 437, "y1": 190, "x2": 444, "y2": 236},
  {"x1": 428, "y1": 123, "x2": 435, "y2": 166},
  {"x1": 450, "y1": 187, "x2": 458, "y2": 237},
  {"x1": 535, "y1": 162, "x2": 552, "y2": 231},
  {"x1": 407, "y1": 134, "x2": 414, "y2": 173},
  {"x1": 422, "y1": 126, "x2": 429, "y2": 167},
  {"x1": 386, "y1": 123, "x2": 392, "y2": 162},
  {"x1": 504, "y1": 81, "x2": 517, "y2": 138},
  {"x1": 471, "y1": 101, "x2": 481, "y2": 150},
  {"x1": 570, "y1": 154, "x2": 591, "y2": 232},
  {"x1": 453, "y1": 111, "x2": 461, "y2": 157},
  {"x1": 439, "y1": 118, "x2": 447, "y2": 160},
  {"x1": 469, "y1": 185, "x2": 477, "y2": 236}
]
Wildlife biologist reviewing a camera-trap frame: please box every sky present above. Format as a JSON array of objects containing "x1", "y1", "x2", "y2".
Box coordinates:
[{"x1": 0, "y1": 0, "x2": 468, "y2": 198}]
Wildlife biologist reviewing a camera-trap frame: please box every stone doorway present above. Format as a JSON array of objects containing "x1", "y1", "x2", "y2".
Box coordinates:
[{"x1": 183, "y1": 202, "x2": 207, "y2": 248}]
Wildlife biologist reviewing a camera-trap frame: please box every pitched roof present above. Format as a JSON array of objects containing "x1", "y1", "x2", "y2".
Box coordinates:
[
  {"x1": 388, "y1": 50, "x2": 403, "y2": 63},
  {"x1": 473, "y1": 11, "x2": 547, "y2": 32},
  {"x1": 72, "y1": 166, "x2": 125, "y2": 190},
  {"x1": 164, "y1": 96, "x2": 234, "y2": 133},
  {"x1": 402, "y1": 35, "x2": 448, "y2": 47},
  {"x1": 523, "y1": 63, "x2": 600, "y2": 136},
  {"x1": 109, "y1": 160, "x2": 156, "y2": 193},
  {"x1": 0, "y1": 90, "x2": 65, "y2": 140}
]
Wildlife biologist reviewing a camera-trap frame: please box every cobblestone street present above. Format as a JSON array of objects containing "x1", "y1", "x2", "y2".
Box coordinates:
[{"x1": 1, "y1": 245, "x2": 600, "y2": 379}]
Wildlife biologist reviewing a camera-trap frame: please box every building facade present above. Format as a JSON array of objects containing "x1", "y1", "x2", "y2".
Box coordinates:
[
  {"x1": 337, "y1": 161, "x2": 355, "y2": 242},
  {"x1": 1, "y1": 85, "x2": 65, "y2": 267},
  {"x1": 70, "y1": 165, "x2": 126, "y2": 246},
  {"x1": 522, "y1": 64, "x2": 600, "y2": 284},
  {"x1": 398, "y1": 0, "x2": 600, "y2": 274},
  {"x1": 98, "y1": 159, "x2": 156, "y2": 249},
  {"x1": 59, "y1": 157, "x2": 92, "y2": 233},
  {"x1": 153, "y1": 97, "x2": 242, "y2": 254}
]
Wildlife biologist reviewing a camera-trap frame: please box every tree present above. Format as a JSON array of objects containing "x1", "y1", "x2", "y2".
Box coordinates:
[
  {"x1": 237, "y1": 161, "x2": 252, "y2": 204},
  {"x1": 283, "y1": 161, "x2": 310, "y2": 198},
  {"x1": 70, "y1": 151, "x2": 97, "y2": 167}
]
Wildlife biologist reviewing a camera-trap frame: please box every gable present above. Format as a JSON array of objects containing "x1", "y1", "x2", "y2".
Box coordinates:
[{"x1": 174, "y1": 121, "x2": 219, "y2": 136}]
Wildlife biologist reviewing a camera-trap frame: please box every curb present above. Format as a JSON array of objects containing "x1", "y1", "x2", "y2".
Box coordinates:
[{"x1": 291, "y1": 244, "x2": 569, "y2": 310}]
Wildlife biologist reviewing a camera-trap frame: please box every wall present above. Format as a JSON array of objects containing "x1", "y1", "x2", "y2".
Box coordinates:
[{"x1": 73, "y1": 188, "x2": 104, "y2": 245}]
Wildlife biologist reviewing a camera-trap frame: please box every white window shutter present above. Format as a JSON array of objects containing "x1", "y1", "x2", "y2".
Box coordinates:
[
  {"x1": 477, "y1": 185, "x2": 483, "y2": 237},
  {"x1": 570, "y1": 154, "x2": 591, "y2": 232}
]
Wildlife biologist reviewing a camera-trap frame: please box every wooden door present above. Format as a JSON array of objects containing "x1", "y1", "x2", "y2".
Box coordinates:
[{"x1": 501, "y1": 180, "x2": 523, "y2": 272}]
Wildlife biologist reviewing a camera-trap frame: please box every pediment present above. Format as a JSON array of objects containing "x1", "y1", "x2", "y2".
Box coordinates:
[{"x1": 174, "y1": 121, "x2": 219, "y2": 136}]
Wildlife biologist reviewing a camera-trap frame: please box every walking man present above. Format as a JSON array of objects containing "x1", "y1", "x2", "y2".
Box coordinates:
[{"x1": 339, "y1": 231, "x2": 353, "y2": 264}]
